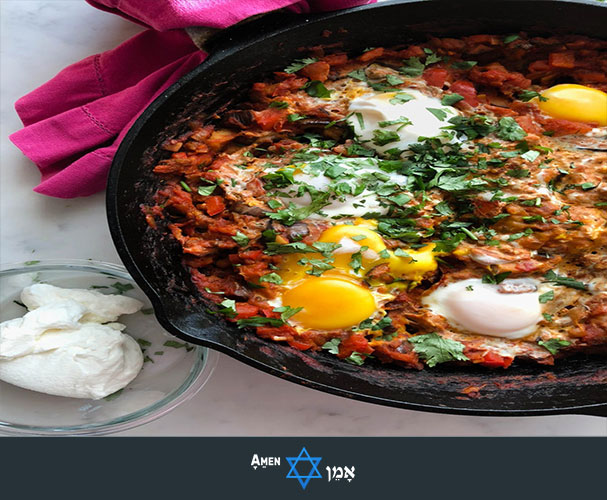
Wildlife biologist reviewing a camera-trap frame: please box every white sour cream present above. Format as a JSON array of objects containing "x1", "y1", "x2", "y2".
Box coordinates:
[{"x1": 0, "y1": 285, "x2": 144, "y2": 400}]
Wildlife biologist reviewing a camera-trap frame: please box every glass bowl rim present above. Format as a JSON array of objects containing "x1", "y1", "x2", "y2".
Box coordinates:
[{"x1": 0, "y1": 258, "x2": 218, "y2": 436}]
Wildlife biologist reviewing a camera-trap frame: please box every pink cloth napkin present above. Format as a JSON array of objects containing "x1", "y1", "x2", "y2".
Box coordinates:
[{"x1": 10, "y1": 0, "x2": 374, "y2": 198}]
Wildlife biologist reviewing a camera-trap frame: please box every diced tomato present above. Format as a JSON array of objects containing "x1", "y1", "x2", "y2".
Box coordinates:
[
  {"x1": 423, "y1": 67, "x2": 450, "y2": 88},
  {"x1": 254, "y1": 108, "x2": 288, "y2": 131},
  {"x1": 549, "y1": 52, "x2": 575, "y2": 69},
  {"x1": 528, "y1": 60, "x2": 551, "y2": 73},
  {"x1": 322, "y1": 53, "x2": 348, "y2": 66},
  {"x1": 300, "y1": 61, "x2": 330, "y2": 82},
  {"x1": 288, "y1": 339, "x2": 314, "y2": 351},
  {"x1": 515, "y1": 115, "x2": 543, "y2": 135},
  {"x1": 205, "y1": 196, "x2": 225, "y2": 216},
  {"x1": 358, "y1": 47, "x2": 384, "y2": 62},
  {"x1": 480, "y1": 352, "x2": 514, "y2": 368},
  {"x1": 450, "y1": 80, "x2": 479, "y2": 106},
  {"x1": 235, "y1": 303, "x2": 260, "y2": 319},
  {"x1": 338, "y1": 333, "x2": 373, "y2": 358}
]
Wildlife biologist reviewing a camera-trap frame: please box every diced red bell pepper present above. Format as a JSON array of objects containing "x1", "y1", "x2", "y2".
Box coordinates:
[
  {"x1": 205, "y1": 196, "x2": 225, "y2": 216},
  {"x1": 423, "y1": 67, "x2": 450, "y2": 88},
  {"x1": 480, "y1": 351, "x2": 514, "y2": 368},
  {"x1": 235, "y1": 303, "x2": 260, "y2": 319},
  {"x1": 450, "y1": 80, "x2": 479, "y2": 107}
]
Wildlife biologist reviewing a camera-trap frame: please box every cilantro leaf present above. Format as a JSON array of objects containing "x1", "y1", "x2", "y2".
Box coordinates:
[
  {"x1": 304, "y1": 80, "x2": 332, "y2": 98},
  {"x1": 389, "y1": 92, "x2": 415, "y2": 105},
  {"x1": 538, "y1": 338, "x2": 571, "y2": 355},
  {"x1": 426, "y1": 107, "x2": 448, "y2": 121},
  {"x1": 372, "y1": 129, "x2": 400, "y2": 146},
  {"x1": 518, "y1": 90, "x2": 548, "y2": 102},
  {"x1": 543, "y1": 270, "x2": 588, "y2": 290},
  {"x1": 348, "y1": 68, "x2": 367, "y2": 81},
  {"x1": 539, "y1": 290, "x2": 554, "y2": 303},
  {"x1": 441, "y1": 93, "x2": 464, "y2": 106},
  {"x1": 451, "y1": 60, "x2": 477, "y2": 69},
  {"x1": 284, "y1": 57, "x2": 317, "y2": 74},
  {"x1": 232, "y1": 231, "x2": 249, "y2": 246},
  {"x1": 322, "y1": 338, "x2": 341, "y2": 354},
  {"x1": 482, "y1": 271, "x2": 511, "y2": 284},
  {"x1": 259, "y1": 273, "x2": 283, "y2": 285},
  {"x1": 236, "y1": 317, "x2": 285, "y2": 328},
  {"x1": 409, "y1": 333, "x2": 469, "y2": 367},
  {"x1": 399, "y1": 57, "x2": 425, "y2": 77},
  {"x1": 496, "y1": 117, "x2": 527, "y2": 141}
]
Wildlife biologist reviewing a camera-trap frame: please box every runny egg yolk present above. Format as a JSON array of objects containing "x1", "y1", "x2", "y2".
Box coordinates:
[
  {"x1": 276, "y1": 223, "x2": 440, "y2": 283},
  {"x1": 538, "y1": 84, "x2": 607, "y2": 126},
  {"x1": 282, "y1": 277, "x2": 377, "y2": 330},
  {"x1": 317, "y1": 224, "x2": 385, "y2": 274},
  {"x1": 387, "y1": 244, "x2": 439, "y2": 282}
]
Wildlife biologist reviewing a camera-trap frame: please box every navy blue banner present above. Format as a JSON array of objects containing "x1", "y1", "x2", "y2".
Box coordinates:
[{"x1": 1, "y1": 437, "x2": 604, "y2": 498}]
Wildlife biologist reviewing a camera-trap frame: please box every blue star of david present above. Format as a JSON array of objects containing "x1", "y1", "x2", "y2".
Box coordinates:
[{"x1": 285, "y1": 447, "x2": 322, "y2": 490}]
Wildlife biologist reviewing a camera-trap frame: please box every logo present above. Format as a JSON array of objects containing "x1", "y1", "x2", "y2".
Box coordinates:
[
  {"x1": 250, "y1": 446, "x2": 356, "y2": 490},
  {"x1": 285, "y1": 447, "x2": 322, "y2": 490}
]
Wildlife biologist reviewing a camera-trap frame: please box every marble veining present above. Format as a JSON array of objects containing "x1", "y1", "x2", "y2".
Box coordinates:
[{"x1": 1, "y1": 1, "x2": 605, "y2": 436}]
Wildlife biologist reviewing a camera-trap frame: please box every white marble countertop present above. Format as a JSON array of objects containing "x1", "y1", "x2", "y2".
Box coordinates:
[{"x1": 1, "y1": 0, "x2": 605, "y2": 436}]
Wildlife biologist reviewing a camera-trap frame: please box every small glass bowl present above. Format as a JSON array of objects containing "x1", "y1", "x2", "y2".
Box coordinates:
[{"x1": 0, "y1": 259, "x2": 217, "y2": 436}]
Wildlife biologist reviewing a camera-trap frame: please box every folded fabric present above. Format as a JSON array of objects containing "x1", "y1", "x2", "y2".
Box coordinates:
[{"x1": 10, "y1": 0, "x2": 374, "y2": 198}]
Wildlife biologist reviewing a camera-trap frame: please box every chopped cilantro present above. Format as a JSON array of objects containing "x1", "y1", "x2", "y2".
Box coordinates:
[
  {"x1": 345, "y1": 352, "x2": 367, "y2": 366},
  {"x1": 237, "y1": 317, "x2": 285, "y2": 328},
  {"x1": 269, "y1": 100, "x2": 289, "y2": 108},
  {"x1": 197, "y1": 184, "x2": 216, "y2": 196},
  {"x1": 232, "y1": 231, "x2": 249, "y2": 246},
  {"x1": 322, "y1": 338, "x2": 341, "y2": 354},
  {"x1": 399, "y1": 57, "x2": 425, "y2": 77},
  {"x1": 496, "y1": 117, "x2": 527, "y2": 141},
  {"x1": 518, "y1": 90, "x2": 548, "y2": 102},
  {"x1": 259, "y1": 273, "x2": 283, "y2": 285},
  {"x1": 389, "y1": 92, "x2": 415, "y2": 105},
  {"x1": 348, "y1": 68, "x2": 367, "y2": 81},
  {"x1": 543, "y1": 270, "x2": 588, "y2": 290},
  {"x1": 386, "y1": 74, "x2": 405, "y2": 86},
  {"x1": 304, "y1": 80, "x2": 332, "y2": 98},
  {"x1": 409, "y1": 333, "x2": 469, "y2": 367},
  {"x1": 273, "y1": 305, "x2": 303, "y2": 322},
  {"x1": 538, "y1": 338, "x2": 571, "y2": 355},
  {"x1": 482, "y1": 271, "x2": 511, "y2": 284},
  {"x1": 451, "y1": 60, "x2": 477, "y2": 69},
  {"x1": 284, "y1": 57, "x2": 317, "y2": 74},
  {"x1": 539, "y1": 290, "x2": 555, "y2": 303},
  {"x1": 426, "y1": 108, "x2": 448, "y2": 121},
  {"x1": 441, "y1": 93, "x2": 464, "y2": 106},
  {"x1": 372, "y1": 129, "x2": 400, "y2": 146}
]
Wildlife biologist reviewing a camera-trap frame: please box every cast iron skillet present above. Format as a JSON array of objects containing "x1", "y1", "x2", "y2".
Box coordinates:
[{"x1": 107, "y1": 0, "x2": 607, "y2": 417}]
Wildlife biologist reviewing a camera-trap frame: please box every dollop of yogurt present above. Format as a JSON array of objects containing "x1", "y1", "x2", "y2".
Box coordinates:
[{"x1": 0, "y1": 285, "x2": 144, "y2": 400}]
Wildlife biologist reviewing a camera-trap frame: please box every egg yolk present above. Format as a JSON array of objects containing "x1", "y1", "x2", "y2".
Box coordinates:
[
  {"x1": 318, "y1": 224, "x2": 386, "y2": 274},
  {"x1": 538, "y1": 84, "x2": 607, "y2": 126},
  {"x1": 388, "y1": 244, "x2": 438, "y2": 282},
  {"x1": 282, "y1": 277, "x2": 377, "y2": 330}
]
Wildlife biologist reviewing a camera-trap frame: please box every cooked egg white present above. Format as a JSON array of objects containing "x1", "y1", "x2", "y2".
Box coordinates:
[
  {"x1": 347, "y1": 89, "x2": 460, "y2": 155},
  {"x1": 275, "y1": 156, "x2": 408, "y2": 218},
  {"x1": 422, "y1": 278, "x2": 550, "y2": 339}
]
